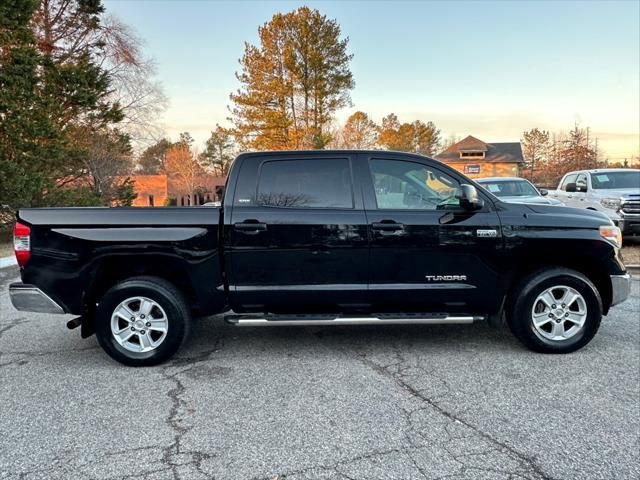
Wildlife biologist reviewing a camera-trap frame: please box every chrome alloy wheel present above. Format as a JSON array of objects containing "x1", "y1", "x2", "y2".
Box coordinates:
[
  {"x1": 110, "y1": 297, "x2": 169, "y2": 353},
  {"x1": 531, "y1": 285, "x2": 587, "y2": 342}
]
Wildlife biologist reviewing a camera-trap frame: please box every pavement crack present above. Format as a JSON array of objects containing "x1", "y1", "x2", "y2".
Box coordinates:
[
  {"x1": 158, "y1": 329, "x2": 227, "y2": 479},
  {"x1": 356, "y1": 352, "x2": 556, "y2": 480},
  {"x1": 256, "y1": 447, "x2": 411, "y2": 480}
]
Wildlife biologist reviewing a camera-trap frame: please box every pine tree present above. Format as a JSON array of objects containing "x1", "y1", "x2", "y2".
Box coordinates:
[
  {"x1": 0, "y1": 0, "x2": 62, "y2": 215},
  {"x1": 230, "y1": 6, "x2": 354, "y2": 150},
  {"x1": 203, "y1": 125, "x2": 236, "y2": 176},
  {"x1": 138, "y1": 138, "x2": 171, "y2": 174},
  {"x1": 0, "y1": 0, "x2": 133, "y2": 213}
]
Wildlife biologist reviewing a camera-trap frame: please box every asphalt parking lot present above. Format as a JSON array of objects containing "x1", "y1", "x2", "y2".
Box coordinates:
[{"x1": 0, "y1": 266, "x2": 638, "y2": 480}]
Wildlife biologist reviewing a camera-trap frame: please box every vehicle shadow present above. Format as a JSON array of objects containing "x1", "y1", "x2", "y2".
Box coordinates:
[{"x1": 173, "y1": 315, "x2": 525, "y2": 365}]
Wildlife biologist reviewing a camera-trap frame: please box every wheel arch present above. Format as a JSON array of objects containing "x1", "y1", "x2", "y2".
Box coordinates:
[
  {"x1": 507, "y1": 254, "x2": 612, "y2": 315},
  {"x1": 80, "y1": 253, "x2": 226, "y2": 338}
]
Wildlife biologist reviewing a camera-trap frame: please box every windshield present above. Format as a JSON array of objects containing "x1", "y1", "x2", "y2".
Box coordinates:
[
  {"x1": 479, "y1": 180, "x2": 538, "y2": 197},
  {"x1": 590, "y1": 171, "x2": 640, "y2": 190}
]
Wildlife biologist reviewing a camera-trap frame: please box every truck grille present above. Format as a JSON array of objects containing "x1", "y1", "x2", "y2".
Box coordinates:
[{"x1": 621, "y1": 198, "x2": 640, "y2": 214}]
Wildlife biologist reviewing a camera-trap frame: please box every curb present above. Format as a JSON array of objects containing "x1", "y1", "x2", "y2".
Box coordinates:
[{"x1": 0, "y1": 256, "x2": 17, "y2": 269}]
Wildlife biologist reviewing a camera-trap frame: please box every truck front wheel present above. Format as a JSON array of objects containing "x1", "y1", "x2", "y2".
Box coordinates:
[
  {"x1": 507, "y1": 268, "x2": 602, "y2": 353},
  {"x1": 95, "y1": 277, "x2": 191, "y2": 366}
]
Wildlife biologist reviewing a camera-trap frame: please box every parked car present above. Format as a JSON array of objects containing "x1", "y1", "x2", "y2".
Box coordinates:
[
  {"x1": 476, "y1": 177, "x2": 564, "y2": 206},
  {"x1": 9, "y1": 151, "x2": 630, "y2": 366},
  {"x1": 549, "y1": 169, "x2": 640, "y2": 237}
]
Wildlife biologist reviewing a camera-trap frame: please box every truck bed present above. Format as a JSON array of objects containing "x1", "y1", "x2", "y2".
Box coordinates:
[{"x1": 17, "y1": 206, "x2": 226, "y2": 317}]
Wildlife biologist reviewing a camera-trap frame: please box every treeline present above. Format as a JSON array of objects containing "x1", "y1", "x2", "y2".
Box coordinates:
[
  {"x1": 137, "y1": 5, "x2": 443, "y2": 181},
  {"x1": 2, "y1": 2, "x2": 635, "y2": 219},
  {"x1": 522, "y1": 124, "x2": 638, "y2": 186},
  {"x1": 138, "y1": 112, "x2": 441, "y2": 177},
  {"x1": 0, "y1": 0, "x2": 165, "y2": 221}
]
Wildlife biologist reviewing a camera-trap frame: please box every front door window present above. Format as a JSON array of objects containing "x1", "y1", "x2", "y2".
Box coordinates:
[{"x1": 369, "y1": 159, "x2": 461, "y2": 210}]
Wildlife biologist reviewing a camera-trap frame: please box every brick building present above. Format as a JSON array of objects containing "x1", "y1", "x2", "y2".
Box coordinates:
[
  {"x1": 128, "y1": 174, "x2": 226, "y2": 207},
  {"x1": 434, "y1": 135, "x2": 524, "y2": 179}
]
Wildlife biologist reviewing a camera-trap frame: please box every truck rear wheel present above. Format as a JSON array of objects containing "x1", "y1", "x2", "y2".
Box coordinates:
[
  {"x1": 507, "y1": 268, "x2": 602, "y2": 353},
  {"x1": 95, "y1": 277, "x2": 191, "y2": 366}
]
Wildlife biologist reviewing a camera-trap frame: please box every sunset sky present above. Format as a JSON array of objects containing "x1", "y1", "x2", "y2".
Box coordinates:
[{"x1": 104, "y1": 0, "x2": 640, "y2": 161}]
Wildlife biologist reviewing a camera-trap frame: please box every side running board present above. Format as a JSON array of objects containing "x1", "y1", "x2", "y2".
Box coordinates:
[{"x1": 225, "y1": 313, "x2": 485, "y2": 327}]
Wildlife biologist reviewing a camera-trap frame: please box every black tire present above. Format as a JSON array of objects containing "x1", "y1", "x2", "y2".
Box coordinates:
[
  {"x1": 95, "y1": 276, "x2": 191, "y2": 366},
  {"x1": 506, "y1": 267, "x2": 602, "y2": 354}
]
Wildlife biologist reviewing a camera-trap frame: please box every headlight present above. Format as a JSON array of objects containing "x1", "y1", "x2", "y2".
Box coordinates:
[
  {"x1": 600, "y1": 225, "x2": 622, "y2": 247},
  {"x1": 600, "y1": 198, "x2": 621, "y2": 210}
]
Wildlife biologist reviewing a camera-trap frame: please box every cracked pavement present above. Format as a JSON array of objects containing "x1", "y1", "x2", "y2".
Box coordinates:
[{"x1": 0, "y1": 266, "x2": 638, "y2": 480}]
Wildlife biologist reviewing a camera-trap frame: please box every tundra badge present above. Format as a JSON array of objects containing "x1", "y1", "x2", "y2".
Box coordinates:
[{"x1": 425, "y1": 275, "x2": 468, "y2": 282}]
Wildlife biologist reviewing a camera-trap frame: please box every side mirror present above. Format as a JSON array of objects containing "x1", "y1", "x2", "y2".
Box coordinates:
[
  {"x1": 540, "y1": 188, "x2": 548, "y2": 196},
  {"x1": 457, "y1": 184, "x2": 484, "y2": 211},
  {"x1": 565, "y1": 183, "x2": 577, "y2": 193}
]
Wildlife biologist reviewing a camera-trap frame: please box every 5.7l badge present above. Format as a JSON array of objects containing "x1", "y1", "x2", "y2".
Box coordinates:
[{"x1": 476, "y1": 229, "x2": 498, "y2": 238}]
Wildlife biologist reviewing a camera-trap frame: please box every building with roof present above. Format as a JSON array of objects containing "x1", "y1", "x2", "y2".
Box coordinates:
[
  {"x1": 128, "y1": 174, "x2": 226, "y2": 207},
  {"x1": 434, "y1": 135, "x2": 524, "y2": 179}
]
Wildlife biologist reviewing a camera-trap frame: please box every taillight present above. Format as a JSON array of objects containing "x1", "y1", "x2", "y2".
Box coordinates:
[{"x1": 13, "y1": 222, "x2": 31, "y2": 267}]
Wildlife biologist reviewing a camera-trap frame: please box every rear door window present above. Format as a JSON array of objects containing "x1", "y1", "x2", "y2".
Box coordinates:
[{"x1": 257, "y1": 159, "x2": 354, "y2": 209}]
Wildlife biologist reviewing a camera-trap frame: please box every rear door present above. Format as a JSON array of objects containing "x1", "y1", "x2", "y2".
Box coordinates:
[
  {"x1": 226, "y1": 154, "x2": 369, "y2": 312},
  {"x1": 359, "y1": 153, "x2": 505, "y2": 314}
]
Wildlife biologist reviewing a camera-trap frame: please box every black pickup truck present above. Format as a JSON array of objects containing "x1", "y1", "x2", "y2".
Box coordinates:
[{"x1": 9, "y1": 151, "x2": 631, "y2": 366}]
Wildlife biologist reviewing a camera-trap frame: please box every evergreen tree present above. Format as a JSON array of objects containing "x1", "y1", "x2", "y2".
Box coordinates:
[
  {"x1": 0, "y1": 0, "x2": 61, "y2": 215},
  {"x1": 138, "y1": 138, "x2": 171, "y2": 174},
  {"x1": 203, "y1": 125, "x2": 236, "y2": 176},
  {"x1": 1, "y1": 0, "x2": 133, "y2": 212},
  {"x1": 230, "y1": 6, "x2": 354, "y2": 150}
]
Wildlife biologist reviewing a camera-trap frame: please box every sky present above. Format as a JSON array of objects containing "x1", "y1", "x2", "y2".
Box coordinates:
[{"x1": 104, "y1": 0, "x2": 640, "y2": 161}]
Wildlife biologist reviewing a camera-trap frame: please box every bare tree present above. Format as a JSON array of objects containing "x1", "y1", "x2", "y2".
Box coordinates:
[
  {"x1": 97, "y1": 15, "x2": 167, "y2": 148},
  {"x1": 522, "y1": 128, "x2": 550, "y2": 182},
  {"x1": 165, "y1": 143, "x2": 204, "y2": 205},
  {"x1": 32, "y1": 1, "x2": 167, "y2": 149},
  {"x1": 72, "y1": 127, "x2": 136, "y2": 205},
  {"x1": 441, "y1": 134, "x2": 461, "y2": 151},
  {"x1": 338, "y1": 111, "x2": 378, "y2": 149}
]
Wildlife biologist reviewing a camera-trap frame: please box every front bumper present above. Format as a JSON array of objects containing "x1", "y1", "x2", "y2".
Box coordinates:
[
  {"x1": 610, "y1": 274, "x2": 631, "y2": 307},
  {"x1": 9, "y1": 283, "x2": 65, "y2": 314},
  {"x1": 618, "y1": 215, "x2": 640, "y2": 236}
]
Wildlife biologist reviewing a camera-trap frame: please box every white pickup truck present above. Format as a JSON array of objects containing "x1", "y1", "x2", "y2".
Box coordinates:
[{"x1": 550, "y1": 169, "x2": 640, "y2": 237}]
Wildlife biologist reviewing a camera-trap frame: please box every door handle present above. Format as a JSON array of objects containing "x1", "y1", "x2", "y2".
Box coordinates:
[
  {"x1": 372, "y1": 221, "x2": 404, "y2": 231},
  {"x1": 234, "y1": 220, "x2": 267, "y2": 233}
]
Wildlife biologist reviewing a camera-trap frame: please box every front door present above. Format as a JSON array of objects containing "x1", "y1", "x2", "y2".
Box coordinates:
[
  {"x1": 360, "y1": 154, "x2": 505, "y2": 314},
  {"x1": 227, "y1": 154, "x2": 369, "y2": 313},
  {"x1": 555, "y1": 173, "x2": 579, "y2": 207},
  {"x1": 574, "y1": 173, "x2": 589, "y2": 207}
]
